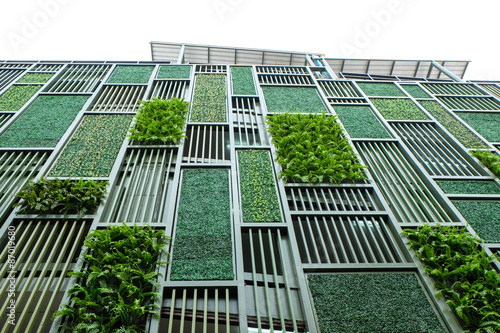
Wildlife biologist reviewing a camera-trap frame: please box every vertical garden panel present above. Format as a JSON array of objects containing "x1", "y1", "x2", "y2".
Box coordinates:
[
  {"x1": 237, "y1": 150, "x2": 282, "y2": 223},
  {"x1": 49, "y1": 114, "x2": 133, "y2": 177},
  {"x1": 190, "y1": 74, "x2": 227, "y2": 122},
  {"x1": 231, "y1": 66, "x2": 256, "y2": 95},
  {"x1": 170, "y1": 169, "x2": 233, "y2": 281},
  {"x1": 0, "y1": 85, "x2": 43, "y2": 111}
]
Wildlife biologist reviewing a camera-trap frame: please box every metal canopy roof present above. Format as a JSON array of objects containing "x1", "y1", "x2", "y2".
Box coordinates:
[
  {"x1": 150, "y1": 41, "x2": 323, "y2": 66},
  {"x1": 325, "y1": 58, "x2": 470, "y2": 80}
]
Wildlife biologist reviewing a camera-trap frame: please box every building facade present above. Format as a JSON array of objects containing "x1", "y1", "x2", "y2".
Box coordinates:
[{"x1": 0, "y1": 42, "x2": 499, "y2": 332}]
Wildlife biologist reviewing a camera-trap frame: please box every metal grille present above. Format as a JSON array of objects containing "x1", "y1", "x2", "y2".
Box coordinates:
[
  {"x1": 329, "y1": 98, "x2": 368, "y2": 104},
  {"x1": 391, "y1": 122, "x2": 484, "y2": 177},
  {"x1": 232, "y1": 97, "x2": 266, "y2": 146},
  {"x1": 286, "y1": 186, "x2": 380, "y2": 212},
  {"x1": 318, "y1": 80, "x2": 363, "y2": 98},
  {"x1": 422, "y1": 83, "x2": 486, "y2": 96},
  {"x1": 258, "y1": 74, "x2": 314, "y2": 86},
  {"x1": 0, "y1": 220, "x2": 89, "y2": 333},
  {"x1": 183, "y1": 125, "x2": 230, "y2": 163},
  {"x1": 150, "y1": 80, "x2": 189, "y2": 99},
  {"x1": 195, "y1": 65, "x2": 227, "y2": 73},
  {"x1": 90, "y1": 85, "x2": 146, "y2": 112},
  {"x1": 256, "y1": 66, "x2": 308, "y2": 75},
  {"x1": 437, "y1": 96, "x2": 500, "y2": 110},
  {"x1": 48, "y1": 64, "x2": 110, "y2": 93},
  {"x1": 242, "y1": 228, "x2": 305, "y2": 332},
  {"x1": 356, "y1": 141, "x2": 456, "y2": 223},
  {"x1": 0, "y1": 114, "x2": 12, "y2": 129},
  {"x1": 0, "y1": 69, "x2": 25, "y2": 91},
  {"x1": 161, "y1": 287, "x2": 239, "y2": 333},
  {"x1": 101, "y1": 148, "x2": 175, "y2": 223},
  {"x1": 0, "y1": 151, "x2": 49, "y2": 218},
  {"x1": 293, "y1": 215, "x2": 406, "y2": 264},
  {"x1": 0, "y1": 64, "x2": 31, "y2": 69},
  {"x1": 478, "y1": 84, "x2": 500, "y2": 98},
  {"x1": 31, "y1": 64, "x2": 63, "y2": 72}
]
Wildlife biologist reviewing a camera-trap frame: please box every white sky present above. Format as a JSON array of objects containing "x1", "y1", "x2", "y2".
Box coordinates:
[{"x1": 1, "y1": 0, "x2": 499, "y2": 80}]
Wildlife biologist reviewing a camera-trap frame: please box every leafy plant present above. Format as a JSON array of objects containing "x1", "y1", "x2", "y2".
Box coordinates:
[
  {"x1": 418, "y1": 100, "x2": 488, "y2": 149},
  {"x1": 357, "y1": 82, "x2": 406, "y2": 97},
  {"x1": 402, "y1": 84, "x2": 431, "y2": 98},
  {"x1": 49, "y1": 115, "x2": 133, "y2": 177},
  {"x1": 333, "y1": 105, "x2": 391, "y2": 139},
  {"x1": 237, "y1": 150, "x2": 282, "y2": 222},
  {"x1": 156, "y1": 65, "x2": 191, "y2": 79},
  {"x1": 403, "y1": 224, "x2": 500, "y2": 332},
  {"x1": 53, "y1": 224, "x2": 169, "y2": 333},
  {"x1": 452, "y1": 200, "x2": 500, "y2": 243},
  {"x1": 266, "y1": 112, "x2": 367, "y2": 184},
  {"x1": 436, "y1": 180, "x2": 500, "y2": 195},
  {"x1": 14, "y1": 176, "x2": 108, "y2": 216},
  {"x1": 171, "y1": 169, "x2": 233, "y2": 281},
  {"x1": 0, "y1": 84, "x2": 42, "y2": 111},
  {"x1": 457, "y1": 112, "x2": 500, "y2": 142},
  {"x1": 308, "y1": 273, "x2": 445, "y2": 333},
  {"x1": 262, "y1": 86, "x2": 326, "y2": 113},
  {"x1": 471, "y1": 150, "x2": 500, "y2": 177},
  {"x1": 17, "y1": 72, "x2": 54, "y2": 83},
  {"x1": 190, "y1": 74, "x2": 227, "y2": 122},
  {"x1": 371, "y1": 98, "x2": 429, "y2": 120},
  {"x1": 0, "y1": 95, "x2": 89, "y2": 147},
  {"x1": 107, "y1": 65, "x2": 154, "y2": 84},
  {"x1": 128, "y1": 97, "x2": 189, "y2": 144},
  {"x1": 231, "y1": 66, "x2": 256, "y2": 95}
]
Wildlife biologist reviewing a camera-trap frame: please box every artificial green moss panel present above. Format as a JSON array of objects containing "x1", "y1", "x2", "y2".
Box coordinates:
[
  {"x1": 357, "y1": 82, "x2": 406, "y2": 97},
  {"x1": 231, "y1": 66, "x2": 256, "y2": 95},
  {"x1": 0, "y1": 95, "x2": 88, "y2": 147},
  {"x1": 190, "y1": 74, "x2": 227, "y2": 122},
  {"x1": 170, "y1": 169, "x2": 234, "y2": 281},
  {"x1": 107, "y1": 65, "x2": 154, "y2": 84},
  {"x1": 333, "y1": 105, "x2": 391, "y2": 139},
  {"x1": 0, "y1": 85, "x2": 43, "y2": 111},
  {"x1": 452, "y1": 200, "x2": 500, "y2": 243},
  {"x1": 402, "y1": 84, "x2": 431, "y2": 99},
  {"x1": 17, "y1": 72, "x2": 54, "y2": 83},
  {"x1": 262, "y1": 86, "x2": 327, "y2": 113},
  {"x1": 237, "y1": 150, "x2": 282, "y2": 222},
  {"x1": 371, "y1": 98, "x2": 429, "y2": 120},
  {"x1": 437, "y1": 180, "x2": 500, "y2": 195},
  {"x1": 308, "y1": 273, "x2": 445, "y2": 333},
  {"x1": 49, "y1": 114, "x2": 133, "y2": 177},
  {"x1": 456, "y1": 112, "x2": 500, "y2": 142},
  {"x1": 156, "y1": 65, "x2": 191, "y2": 79}
]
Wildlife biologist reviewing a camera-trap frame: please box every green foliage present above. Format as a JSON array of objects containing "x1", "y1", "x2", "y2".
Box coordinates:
[
  {"x1": 17, "y1": 72, "x2": 54, "y2": 83},
  {"x1": 266, "y1": 112, "x2": 367, "y2": 184},
  {"x1": 237, "y1": 150, "x2": 282, "y2": 222},
  {"x1": 49, "y1": 115, "x2": 133, "y2": 177},
  {"x1": 471, "y1": 150, "x2": 500, "y2": 177},
  {"x1": 0, "y1": 84, "x2": 42, "y2": 111},
  {"x1": 371, "y1": 98, "x2": 429, "y2": 120},
  {"x1": 357, "y1": 82, "x2": 406, "y2": 97},
  {"x1": 402, "y1": 84, "x2": 431, "y2": 98},
  {"x1": 418, "y1": 100, "x2": 488, "y2": 149},
  {"x1": 457, "y1": 112, "x2": 500, "y2": 142},
  {"x1": 128, "y1": 97, "x2": 189, "y2": 144},
  {"x1": 436, "y1": 180, "x2": 500, "y2": 195},
  {"x1": 171, "y1": 169, "x2": 233, "y2": 281},
  {"x1": 14, "y1": 177, "x2": 108, "y2": 216},
  {"x1": 333, "y1": 105, "x2": 392, "y2": 139},
  {"x1": 156, "y1": 65, "x2": 191, "y2": 79},
  {"x1": 262, "y1": 86, "x2": 326, "y2": 113},
  {"x1": 452, "y1": 200, "x2": 500, "y2": 243},
  {"x1": 107, "y1": 65, "x2": 154, "y2": 84},
  {"x1": 231, "y1": 66, "x2": 256, "y2": 95},
  {"x1": 53, "y1": 224, "x2": 169, "y2": 333},
  {"x1": 190, "y1": 74, "x2": 227, "y2": 122},
  {"x1": 403, "y1": 224, "x2": 500, "y2": 331},
  {"x1": 308, "y1": 273, "x2": 445, "y2": 333},
  {"x1": 0, "y1": 95, "x2": 89, "y2": 147}
]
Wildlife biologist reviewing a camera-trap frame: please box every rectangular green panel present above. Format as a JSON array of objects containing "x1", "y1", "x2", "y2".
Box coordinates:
[
  {"x1": 334, "y1": 105, "x2": 391, "y2": 139},
  {"x1": 371, "y1": 98, "x2": 429, "y2": 120},
  {"x1": 231, "y1": 66, "x2": 256, "y2": 95},
  {"x1": 171, "y1": 168, "x2": 233, "y2": 280},
  {"x1": 456, "y1": 112, "x2": 500, "y2": 142},
  {"x1": 357, "y1": 82, "x2": 406, "y2": 97},
  {"x1": 0, "y1": 95, "x2": 88, "y2": 147},
  {"x1": 262, "y1": 86, "x2": 326, "y2": 113},
  {"x1": 49, "y1": 114, "x2": 133, "y2": 177},
  {"x1": 107, "y1": 65, "x2": 154, "y2": 84},
  {"x1": 190, "y1": 74, "x2": 227, "y2": 122},
  {"x1": 0, "y1": 84, "x2": 42, "y2": 111},
  {"x1": 238, "y1": 149, "x2": 282, "y2": 222}
]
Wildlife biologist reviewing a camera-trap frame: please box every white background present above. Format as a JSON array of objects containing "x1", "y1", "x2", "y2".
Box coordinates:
[{"x1": 1, "y1": 0, "x2": 498, "y2": 80}]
